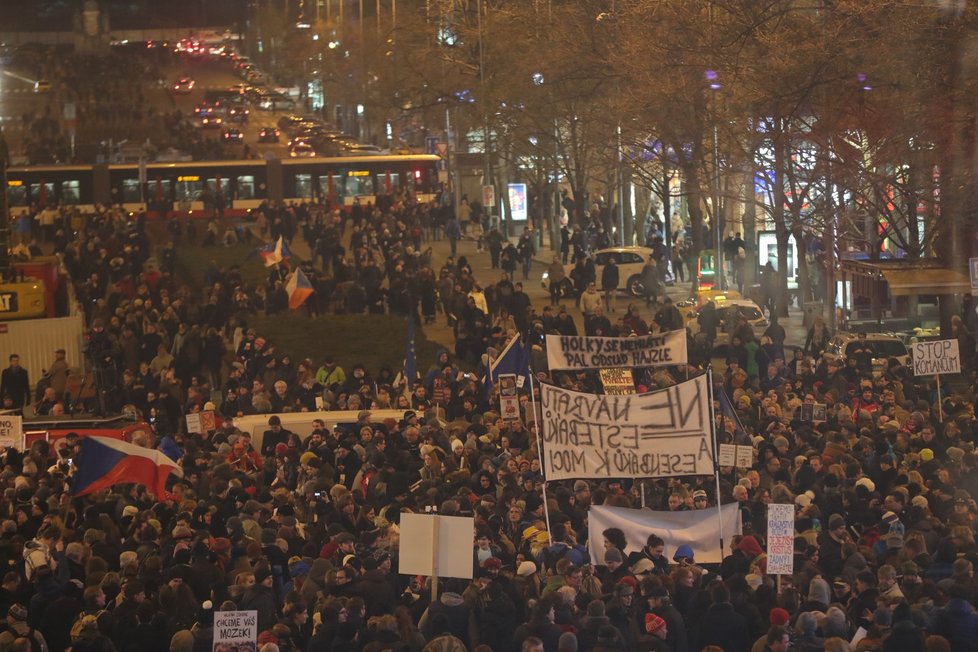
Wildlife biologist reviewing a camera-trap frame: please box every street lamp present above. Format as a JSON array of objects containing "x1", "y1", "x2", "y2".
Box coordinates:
[{"x1": 706, "y1": 69, "x2": 724, "y2": 290}]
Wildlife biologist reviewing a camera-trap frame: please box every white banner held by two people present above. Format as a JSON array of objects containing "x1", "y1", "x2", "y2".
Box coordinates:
[
  {"x1": 540, "y1": 374, "x2": 714, "y2": 480},
  {"x1": 587, "y1": 503, "x2": 743, "y2": 565},
  {"x1": 545, "y1": 330, "x2": 687, "y2": 370}
]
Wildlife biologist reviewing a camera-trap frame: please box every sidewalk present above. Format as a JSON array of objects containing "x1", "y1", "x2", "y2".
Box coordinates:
[{"x1": 278, "y1": 223, "x2": 812, "y2": 353}]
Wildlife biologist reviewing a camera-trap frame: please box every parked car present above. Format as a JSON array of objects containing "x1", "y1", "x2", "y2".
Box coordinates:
[
  {"x1": 339, "y1": 144, "x2": 384, "y2": 156},
  {"x1": 823, "y1": 331, "x2": 911, "y2": 376},
  {"x1": 258, "y1": 92, "x2": 295, "y2": 111},
  {"x1": 542, "y1": 246, "x2": 656, "y2": 297},
  {"x1": 33, "y1": 79, "x2": 51, "y2": 93},
  {"x1": 684, "y1": 297, "x2": 769, "y2": 344}
]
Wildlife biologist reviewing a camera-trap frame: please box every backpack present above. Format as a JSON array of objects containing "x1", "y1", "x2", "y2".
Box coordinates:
[
  {"x1": 540, "y1": 544, "x2": 572, "y2": 573},
  {"x1": 70, "y1": 611, "x2": 105, "y2": 643}
]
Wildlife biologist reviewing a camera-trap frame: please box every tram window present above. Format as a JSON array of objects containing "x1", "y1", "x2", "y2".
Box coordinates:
[
  {"x1": 8, "y1": 183, "x2": 27, "y2": 206},
  {"x1": 205, "y1": 178, "x2": 228, "y2": 198},
  {"x1": 61, "y1": 180, "x2": 80, "y2": 204},
  {"x1": 30, "y1": 182, "x2": 54, "y2": 205},
  {"x1": 318, "y1": 174, "x2": 344, "y2": 199},
  {"x1": 381, "y1": 173, "x2": 399, "y2": 194},
  {"x1": 121, "y1": 178, "x2": 141, "y2": 203},
  {"x1": 236, "y1": 175, "x2": 255, "y2": 199},
  {"x1": 344, "y1": 172, "x2": 374, "y2": 197},
  {"x1": 176, "y1": 178, "x2": 203, "y2": 201},
  {"x1": 294, "y1": 174, "x2": 313, "y2": 198}
]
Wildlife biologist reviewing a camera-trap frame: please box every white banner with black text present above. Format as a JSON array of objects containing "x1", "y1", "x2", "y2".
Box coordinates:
[
  {"x1": 545, "y1": 330, "x2": 688, "y2": 370},
  {"x1": 540, "y1": 374, "x2": 714, "y2": 480}
]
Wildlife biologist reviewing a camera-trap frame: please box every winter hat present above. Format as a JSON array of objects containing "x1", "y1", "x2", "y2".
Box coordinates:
[
  {"x1": 920, "y1": 448, "x2": 935, "y2": 462},
  {"x1": 769, "y1": 607, "x2": 790, "y2": 626},
  {"x1": 645, "y1": 613, "x2": 667, "y2": 634},
  {"x1": 604, "y1": 548, "x2": 623, "y2": 564},
  {"x1": 587, "y1": 600, "x2": 606, "y2": 618},
  {"x1": 517, "y1": 561, "x2": 537, "y2": 577},
  {"x1": 855, "y1": 477, "x2": 876, "y2": 493},
  {"x1": 673, "y1": 544, "x2": 695, "y2": 563},
  {"x1": 8, "y1": 604, "x2": 27, "y2": 622},
  {"x1": 573, "y1": 480, "x2": 590, "y2": 493},
  {"x1": 808, "y1": 578, "x2": 831, "y2": 605},
  {"x1": 795, "y1": 491, "x2": 815, "y2": 508},
  {"x1": 828, "y1": 514, "x2": 846, "y2": 530},
  {"x1": 631, "y1": 558, "x2": 655, "y2": 575},
  {"x1": 882, "y1": 511, "x2": 900, "y2": 527}
]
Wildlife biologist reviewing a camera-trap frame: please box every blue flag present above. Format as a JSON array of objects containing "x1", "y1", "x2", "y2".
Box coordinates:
[
  {"x1": 403, "y1": 316, "x2": 417, "y2": 394},
  {"x1": 487, "y1": 333, "x2": 531, "y2": 395},
  {"x1": 717, "y1": 385, "x2": 749, "y2": 442}
]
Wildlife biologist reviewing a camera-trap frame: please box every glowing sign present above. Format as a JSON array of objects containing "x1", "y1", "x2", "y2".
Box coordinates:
[
  {"x1": 7, "y1": 180, "x2": 23, "y2": 187},
  {"x1": 347, "y1": 171, "x2": 370, "y2": 177},
  {"x1": 177, "y1": 176, "x2": 200, "y2": 182}
]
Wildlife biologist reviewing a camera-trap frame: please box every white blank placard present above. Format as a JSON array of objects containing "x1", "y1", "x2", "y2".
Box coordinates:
[{"x1": 398, "y1": 513, "x2": 474, "y2": 580}]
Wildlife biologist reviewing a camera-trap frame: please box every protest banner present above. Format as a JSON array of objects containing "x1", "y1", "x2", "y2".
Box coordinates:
[
  {"x1": 587, "y1": 503, "x2": 742, "y2": 564},
  {"x1": 911, "y1": 339, "x2": 961, "y2": 421},
  {"x1": 200, "y1": 410, "x2": 217, "y2": 432},
  {"x1": 540, "y1": 374, "x2": 714, "y2": 480},
  {"x1": 766, "y1": 503, "x2": 795, "y2": 575},
  {"x1": 213, "y1": 610, "x2": 257, "y2": 652},
  {"x1": 546, "y1": 330, "x2": 687, "y2": 370},
  {"x1": 599, "y1": 368, "x2": 635, "y2": 395},
  {"x1": 911, "y1": 339, "x2": 961, "y2": 376},
  {"x1": 0, "y1": 415, "x2": 24, "y2": 450}
]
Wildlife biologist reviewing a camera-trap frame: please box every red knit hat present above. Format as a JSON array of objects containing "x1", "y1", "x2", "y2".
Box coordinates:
[
  {"x1": 645, "y1": 613, "x2": 667, "y2": 634},
  {"x1": 769, "y1": 607, "x2": 791, "y2": 626}
]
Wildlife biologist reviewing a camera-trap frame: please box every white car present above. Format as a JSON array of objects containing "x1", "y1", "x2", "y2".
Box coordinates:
[
  {"x1": 289, "y1": 142, "x2": 316, "y2": 158},
  {"x1": 542, "y1": 246, "x2": 656, "y2": 297},
  {"x1": 173, "y1": 77, "x2": 195, "y2": 94},
  {"x1": 685, "y1": 298, "x2": 769, "y2": 343},
  {"x1": 823, "y1": 331, "x2": 911, "y2": 375}
]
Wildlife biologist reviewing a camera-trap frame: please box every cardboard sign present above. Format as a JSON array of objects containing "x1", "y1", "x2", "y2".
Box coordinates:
[
  {"x1": 498, "y1": 374, "x2": 520, "y2": 421},
  {"x1": 186, "y1": 413, "x2": 202, "y2": 434},
  {"x1": 719, "y1": 443, "x2": 753, "y2": 469},
  {"x1": 766, "y1": 503, "x2": 795, "y2": 575},
  {"x1": 213, "y1": 610, "x2": 257, "y2": 652},
  {"x1": 398, "y1": 514, "x2": 474, "y2": 580},
  {"x1": 200, "y1": 410, "x2": 217, "y2": 432},
  {"x1": 599, "y1": 368, "x2": 635, "y2": 395},
  {"x1": 912, "y1": 339, "x2": 961, "y2": 376},
  {"x1": 0, "y1": 415, "x2": 24, "y2": 450}
]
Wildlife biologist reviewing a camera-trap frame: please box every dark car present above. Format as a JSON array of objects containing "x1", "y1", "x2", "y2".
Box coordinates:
[
  {"x1": 222, "y1": 128, "x2": 244, "y2": 142},
  {"x1": 258, "y1": 127, "x2": 280, "y2": 143}
]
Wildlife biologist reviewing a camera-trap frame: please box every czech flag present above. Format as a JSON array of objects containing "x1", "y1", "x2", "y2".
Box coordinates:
[
  {"x1": 71, "y1": 436, "x2": 184, "y2": 498},
  {"x1": 286, "y1": 268, "x2": 314, "y2": 309},
  {"x1": 259, "y1": 236, "x2": 291, "y2": 267}
]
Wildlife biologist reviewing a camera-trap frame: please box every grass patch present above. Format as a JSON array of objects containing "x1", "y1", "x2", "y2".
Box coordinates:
[
  {"x1": 175, "y1": 241, "x2": 270, "y2": 288},
  {"x1": 247, "y1": 312, "x2": 444, "y2": 377},
  {"x1": 170, "y1": 230, "x2": 446, "y2": 376}
]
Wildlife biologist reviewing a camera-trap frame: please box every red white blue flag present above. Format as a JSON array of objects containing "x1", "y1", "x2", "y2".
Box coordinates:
[
  {"x1": 71, "y1": 436, "x2": 183, "y2": 498},
  {"x1": 286, "y1": 267, "x2": 314, "y2": 309},
  {"x1": 259, "y1": 236, "x2": 290, "y2": 267}
]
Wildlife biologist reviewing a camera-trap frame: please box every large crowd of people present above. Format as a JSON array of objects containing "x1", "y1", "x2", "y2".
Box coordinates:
[{"x1": 1, "y1": 192, "x2": 978, "y2": 652}]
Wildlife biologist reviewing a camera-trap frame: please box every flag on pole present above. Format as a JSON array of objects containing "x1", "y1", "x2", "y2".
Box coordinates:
[
  {"x1": 71, "y1": 437, "x2": 183, "y2": 498},
  {"x1": 394, "y1": 317, "x2": 418, "y2": 397},
  {"x1": 717, "y1": 385, "x2": 750, "y2": 443},
  {"x1": 286, "y1": 268, "x2": 314, "y2": 309},
  {"x1": 487, "y1": 333, "x2": 531, "y2": 395},
  {"x1": 259, "y1": 236, "x2": 291, "y2": 267}
]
